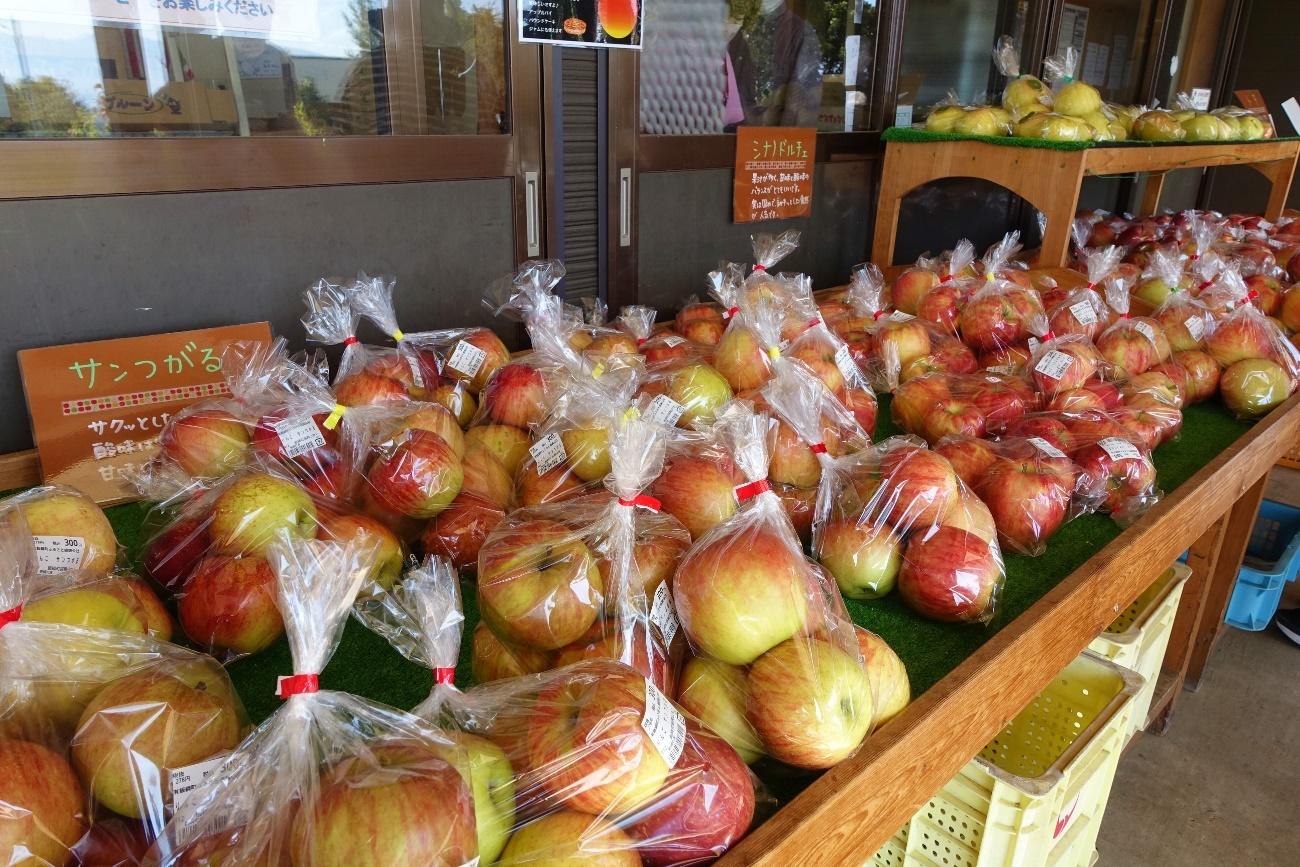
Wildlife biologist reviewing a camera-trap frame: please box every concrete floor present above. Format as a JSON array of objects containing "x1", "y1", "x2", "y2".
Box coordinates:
[{"x1": 1097, "y1": 625, "x2": 1300, "y2": 866}]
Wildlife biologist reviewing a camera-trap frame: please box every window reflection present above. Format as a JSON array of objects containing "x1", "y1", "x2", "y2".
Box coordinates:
[{"x1": 897, "y1": 0, "x2": 1025, "y2": 115}]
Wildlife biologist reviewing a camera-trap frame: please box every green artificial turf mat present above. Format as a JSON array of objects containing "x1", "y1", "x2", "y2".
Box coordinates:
[{"x1": 883, "y1": 125, "x2": 1300, "y2": 151}]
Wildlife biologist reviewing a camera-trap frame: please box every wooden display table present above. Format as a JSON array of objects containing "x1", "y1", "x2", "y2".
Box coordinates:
[
  {"x1": 870, "y1": 137, "x2": 1300, "y2": 269},
  {"x1": 718, "y1": 393, "x2": 1300, "y2": 866}
]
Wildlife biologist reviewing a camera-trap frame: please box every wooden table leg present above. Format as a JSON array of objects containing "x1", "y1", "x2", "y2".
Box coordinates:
[
  {"x1": 1260, "y1": 157, "x2": 1299, "y2": 221},
  {"x1": 1140, "y1": 171, "x2": 1168, "y2": 215},
  {"x1": 870, "y1": 147, "x2": 909, "y2": 268}
]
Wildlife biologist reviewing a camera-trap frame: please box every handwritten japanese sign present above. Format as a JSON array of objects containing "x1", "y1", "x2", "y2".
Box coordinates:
[
  {"x1": 17, "y1": 323, "x2": 271, "y2": 505},
  {"x1": 733, "y1": 127, "x2": 816, "y2": 223}
]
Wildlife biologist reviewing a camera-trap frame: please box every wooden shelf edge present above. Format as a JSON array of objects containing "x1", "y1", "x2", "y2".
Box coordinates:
[{"x1": 0, "y1": 449, "x2": 40, "y2": 491}]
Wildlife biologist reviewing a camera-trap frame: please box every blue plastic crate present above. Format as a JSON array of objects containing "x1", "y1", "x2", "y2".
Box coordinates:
[{"x1": 1226, "y1": 499, "x2": 1300, "y2": 631}]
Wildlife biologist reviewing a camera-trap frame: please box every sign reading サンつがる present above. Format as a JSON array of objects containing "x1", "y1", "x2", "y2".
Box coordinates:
[{"x1": 734, "y1": 127, "x2": 816, "y2": 223}]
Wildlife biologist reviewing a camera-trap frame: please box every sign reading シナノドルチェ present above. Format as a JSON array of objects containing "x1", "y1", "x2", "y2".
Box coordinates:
[
  {"x1": 17, "y1": 323, "x2": 272, "y2": 505},
  {"x1": 733, "y1": 127, "x2": 816, "y2": 223},
  {"x1": 520, "y1": 0, "x2": 643, "y2": 48}
]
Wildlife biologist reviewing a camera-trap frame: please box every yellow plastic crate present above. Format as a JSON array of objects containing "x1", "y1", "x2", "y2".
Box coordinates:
[
  {"x1": 1088, "y1": 563, "x2": 1189, "y2": 740},
  {"x1": 868, "y1": 827, "x2": 909, "y2": 867},
  {"x1": 897, "y1": 652, "x2": 1142, "y2": 867}
]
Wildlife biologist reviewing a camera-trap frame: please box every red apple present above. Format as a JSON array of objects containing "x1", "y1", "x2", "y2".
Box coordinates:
[
  {"x1": 713, "y1": 324, "x2": 773, "y2": 392},
  {"x1": 676, "y1": 302, "x2": 723, "y2": 333},
  {"x1": 251, "y1": 407, "x2": 340, "y2": 472},
  {"x1": 317, "y1": 510, "x2": 404, "y2": 592},
  {"x1": 774, "y1": 482, "x2": 817, "y2": 546},
  {"x1": 517, "y1": 463, "x2": 588, "y2": 508},
  {"x1": 1174, "y1": 350, "x2": 1222, "y2": 403},
  {"x1": 160, "y1": 407, "x2": 250, "y2": 477},
  {"x1": 959, "y1": 288, "x2": 1038, "y2": 351},
  {"x1": 143, "y1": 513, "x2": 209, "y2": 593},
  {"x1": 422, "y1": 493, "x2": 506, "y2": 570},
  {"x1": 1280, "y1": 285, "x2": 1300, "y2": 332},
  {"x1": 367, "y1": 429, "x2": 463, "y2": 519},
  {"x1": 1122, "y1": 371, "x2": 1184, "y2": 408},
  {"x1": 1206, "y1": 313, "x2": 1277, "y2": 366},
  {"x1": 334, "y1": 371, "x2": 409, "y2": 406},
  {"x1": 891, "y1": 375, "x2": 951, "y2": 433},
  {"x1": 916, "y1": 282, "x2": 964, "y2": 332},
  {"x1": 876, "y1": 446, "x2": 961, "y2": 529},
  {"x1": 179, "y1": 554, "x2": 284, "y2": 655},
  {"x1": 898, "y1": 526, "x2": 1001, "y2": 622},
  {"x1": 853, "y1": 626, "x2": 911, "y2": 726},
  {"x1": 682, "y1": 319, "x2": 725, "y2": 346},
  {"x1": 1246, "y1": 274, "x2": 1284, "y2": 317},
  {"x1": 1082, "y1": 378, "x2": 1123, "y2": 409},
  {"x1": 388, "y1": 404, "x2": 466, "y2": 457},
  {"x1": 443, "y1": 327, "x2": 511, "y2": 392},
  {"x1": 920, "y1": 399, "x2": 985, "y2": 444},
  {"x1": 459, "y1": 441, "x2": 515, "y2": 510},
  {"x1": 481, "y1": 362, "x2": 547, "y2": 429},
  {"x1": 892, "y1": 267, "x2": 940, "y2": 315},
  {"x1": 649, "y1": 454, "x2": 742, "y2": 540},
  {"x1": 1073, "y1": 439, "x2": 1157, "y2": 512},
  {"x1": 1096, "y1": 324, "x2": 1157, "y2": 378},
  {"x1": 1048, "y1": 388, "x2": 1105, "y2": 412},
  {"x1": 470, "y1": 621, "x2": 553, "y2": 683},
  {"x1": 0, "y1": 740, "x2": 85, "y2": 866},
  {"x1": 935, "y1": 436, "x2": 997, "y2": 488},
  {"x1": 843, "y1": 387, "x2": 879, "y2": 436},
  {"x1": 976, "y1": 456, "x2": 1073, "y2": 554}
]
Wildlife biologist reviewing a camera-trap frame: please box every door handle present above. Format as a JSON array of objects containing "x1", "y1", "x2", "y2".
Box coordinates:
[
  {"x1": 525, "y1": 171, "x2": 540, "y2": 257},
  {"x1": 619, "y1": 168, "x2": 632, "y2": 247}
]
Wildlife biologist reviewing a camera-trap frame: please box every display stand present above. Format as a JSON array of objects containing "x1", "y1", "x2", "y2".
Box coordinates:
[
  {"x1": 718, "y1": 393, "x2": 1300, "y2": 866},
  {"x1": 870, "y1": 137, "x2": 1300, "y2": 269}
]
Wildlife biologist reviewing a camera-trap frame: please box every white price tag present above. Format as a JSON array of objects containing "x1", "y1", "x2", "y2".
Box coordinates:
[
  {"x1": 32, "y1": 536, "x2": 85, "y2": 575},
  {"x1": 1134, "y1": 321, "x2": 1157, "y2": 343},
  {"x1": 641, "y1": 678, "x2": 686, "y2": 768},
  {"x1": 661, "y1": 335, "x2": 686, "y2": 347},
  {"x1": 271, "y1": 416, "x2": 326, "y2": 459},
  {"x1": 1027, "y1": 336, "x2": 1041, "y2": 353},
  {"x1": 1189, "y1": 88, "x2": 1211, "y2": 111},
  {"x1": 1069, "y1": 301, "x2": 1098, "y2": 326},
  {"x1": 1028, "y1": 437, "x2": 1067, "y2": 459},
  {"x1": 169, "y1": 754, "x2": 229, "y2": 812},
  {"x1": 645, "y1": 394, "x2": 686, "y2": 428},
  {"x1": 895, "y1": 104, "x2": 914, "y2": 127},
  {"x1": 834, "y1": 344, "x2": 860, "y2": 386},
  {"x1": 1184, "y1": 316, "x2": 1205, "y2": 341},
  {"x1": 1098, "y1": 437, "x2": 1142, "y2": 462},
  {"x1": 888, "y1": 311, "x2": 915, "y2": 322},
  {"x1": 445, "y1": 340, "x2": 487, "y2": 378},
  {"x1": 403, "y1": 352, "x2": 425, "y2": 389},
  {"x1": 986, "y1": 364, "x2": 1017, "y2": 376},
  {"x1": 650, "y1": 582, "x2": 679, "y2": 646},
  {"x1": 1034, "y1": 350, "x2": 1075, "y2": 381},
  {"x1": 530, "y1": 433, "x2": 567, "y2": 476}
]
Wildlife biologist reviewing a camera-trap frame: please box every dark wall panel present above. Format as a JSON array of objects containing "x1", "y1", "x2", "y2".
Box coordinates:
[{"x1": 0, "y1": 179, "x2": 515, "y2": 453}]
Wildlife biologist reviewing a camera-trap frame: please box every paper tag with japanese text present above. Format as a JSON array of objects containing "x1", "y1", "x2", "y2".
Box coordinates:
[
  {"x1": 32, "y1": 536, "x2": 84, "y2": 575},
  {"x1": 1184, "y1": 316, "x2": 1205, "y2": 341},
  {"x1": 650, "y1": 582, "x2": 679, "y2": 645},
  {"x1": 1027, "y1": 336, "x2": 1041, "y2": 353},
  {"x1": 1069, "y1": 301, "x2": 1098, "y2": 326},
  {"x1": 641, "y1": 678, "x2": 686, "y2": 767},
  {"x1": 403, "y1": 352, "x2": 425, "y2": 389},
  {"x1": 888, "y1": 311, "x2": 915, "y2": 322},
  {"x1": 1134, "y1": 321, "x2": 1157, "y2": 343},
  {"x1": 271, "y1": 416, "x2": 326, "y2": 459},
  {"x1": 661, "y1": 335, "x2": 686, "y2": 347},
  {"x1": 530, "y1": 433, "x2": 567, "y2": 476},
  {"x1": 645, "y1": 395, "x2": 686, "y2": 428},
  {"x1": 1028, "y1": 437, "x2": 1067, "y2": 459},
  {"x1": 446, "y1": 340, "x2": 487, "y2": 379},
  {"x1": 1099, "y1": 437, "x2": 1142, "y2": 462},
  {"x1": 1034, "y1": 350, "x2": 1074, "y2": 381},
  {"x1": 170, "y1": 753, "x2": 229, "y2": 812},
  {"x1": 834, "y1": 344, "x2": 860, "y2": 386}
]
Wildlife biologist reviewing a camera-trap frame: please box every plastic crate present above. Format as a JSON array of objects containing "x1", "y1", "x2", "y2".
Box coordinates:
[
  {"x1": 869, "y1": 827, "x2": 909, "y2": 867},
  {"x1": 1088, "y1": 563, "x2": 1190, "y2": 739},
  {"x1": 1226, "y1": 499, "x2": 1300, "y2": 631},
  {"x1": 898, "y1": 652, "x2": 1142, "y2": 867}
]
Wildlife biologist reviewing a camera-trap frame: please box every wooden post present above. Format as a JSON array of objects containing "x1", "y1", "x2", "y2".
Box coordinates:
[{"x1": 1140, "y1": 171, "x2": 1168, "y2": 216}]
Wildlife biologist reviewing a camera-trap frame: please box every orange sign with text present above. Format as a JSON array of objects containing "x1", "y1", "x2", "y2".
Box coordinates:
[
  {"x1": 17, "y1": 323, "x2": 271, "y2": 505},
  {"x1": 734, "y1": 126, "x2": 816, "y2": 223}
]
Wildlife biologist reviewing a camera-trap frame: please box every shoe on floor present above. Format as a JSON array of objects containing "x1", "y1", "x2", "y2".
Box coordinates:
[{"x1": 1277, "y1": 608, "x2": 1300, "y2": 646}]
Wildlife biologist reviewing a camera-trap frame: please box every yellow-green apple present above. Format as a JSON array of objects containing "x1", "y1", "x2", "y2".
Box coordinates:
[
  {"x1": 179, "y1": 555, "x2": 284, "y2": 655},
  {"x1": 517, "y1": 464, "x2": 587, "y2": 508},
  {"x1": 1221, "y1": 358, "x2": 1294, "y2": 417},
  {"x1": 461, "y1": 441, "x2": 515, "y2": 510},
  {"x1": 471, "y1": 621, "x2": 553, "y2": 683},
  {"x1": 665, "y1": 362, "x2": 733, "y2": 428},
  {"x1": 335, "y1": 371, "x2": 408, "y2": 406},
  {"x1": 627, "y1": 725, "x2": 755, "y2": 865},
  {"x1": 1280, "y1": 285, "x2": 1300, "y2": 332},
  {"x1": 317, "y1": 511, "x2": 404, "y2": 592},
  {"x1": 891, "y1": 268, "x2": 939, "y2": 315},
  {"x1": 160, "y1": 408, "x2": 250, "y2": 478},
  {"x1": 445, "y1": 328, "x2": 511, "y2": 393},
  {"x1": 673, "y1": 528, "x2": 809, "y2": 666},
  {"x1": 482, "y1": 363, "x2": 547, "y2": 429},
  {"x1": 934, "y1": 436, "x2": 997, "y2": 488},
  {"x1": 1073, "y1": 440, "x2": 1157, "y2": 512},
  {"x1": 1174, "y1": 350, "x2": 1221, "y2": 403},
  {"x1": 118, "y1": 577, "x2": 174, "y2": 641},
  {"x1": 569, "y1": 329, "x2": 595, "y2": 352},
  {"x1": 921, "y1": 398, "x2": 986, "y2": 443},
  {"x1": 1148, "y1": 361, "x2": 1191, "y2": 402},
  {"x1": 817, "y1": 518, "x2": 902, "y2": 600},
  {"x1": 0, "y1": 739, "x2": 85, "y2": 866},
  {"x1": 713, "y1": 325, "x2": 772, "y2": 392},
  {"x1": 899, "y1": 526, "x2": 1001, "y2": 622},
  {"x1": 1003, "y1": 73, "x2": 1049, "y2": 114},
  {"x1": 1097, "y1": 325, "x2": 1157, "y2": 378},
  {"x1": 17, "y1": 491, "x2": 118, "y2": 575},
  {"x1": 291, "y1": 743, "x2": 476, "y2": 867},
  {"x1": 432, "y1": 380, "x2": 478, "y2": 428},
  {"x1": 1246, "y1": 274, "x2": 1284, "y2": 317},
  {"x1": 874, "y1": 320, "x2": 932, "y2": 376},
  {"x1": 774, "y1": 483, "x2": 817, "y2": 547},
  {"x1": 72, "y1": 661, "x2": 242, "y2": 819},
  {"x1": 1122, "y1": 371, "x2": 1184, "y2": 408},
  {"x1": 466, "y1": 424, "x2": 532, "y2": 476},
  {"x1": 210, "y1": 472, "x2": 317, "y2": 555},
  {"x1": 21, "y1": 581, "x2": 147, "y2": 634},
  {"x1": 478, "y1": 518, "x2": 603, "y2": 650},
  {"x1": 498, "y1": 810, "x2": 639, "y2": 866},
  {"x1": 674, "y1": 656, "x2": 763, "y2": 764},
  {"x1": 423, "y1": 493, "x2": 506, "y2": 571},
  {"x1": 1206, "y1": 314, "x2": 1277, "y2": 366},
  {"x1": 939, "y1": 492, "x2": 998, "y2": 547},
  {"x1": 745, "y1": 638, "x2": 873, "y2": 768},
  {"x1": 143, "y1": 513, "x2": 209, "y2": 593},
  {"x1": 876, "y1": 446, "x2": 961, "y2": 528},
  {"x1": 367, "y1": 429, "x2": 463, "y2": 519},
  {"x1": 648, "y1": 454, "x2": 741, "y2": 540},
  {"x1": 560, "y1": 426, "x2": 611, "y2": 483},
  {"x1": 389, "y1": 405, "x2": 466, "y2": 458},
  {"x1": 442, "y1": 731, "x2": 516, "y2": 864},
  {"x1": 926, "y1": 104, "x2": 967, "y2": 132},
  {"x1": 526, "y1": 665, "x2": 670, "y2": 814},
  {"x1": 976, "y1": 455, "x2": 1073, "y2": 554},
  {"x1": 586, "y1": 332, "x2": 639, "y2": 360},
  {"x1": 843, "y1": 387, "x2": 878, "y2": 436},
  {"x1": 853, "y1": 626, "x2": 911, "y2": 726},
  {"x1": 1133, "y1": 110, "x2": 1186, "y2": 141}
]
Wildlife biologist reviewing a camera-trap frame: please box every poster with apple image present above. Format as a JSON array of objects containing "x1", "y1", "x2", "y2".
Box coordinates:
[
  {"x1": 152, "y1": 535, "x2": 480, "y2": 866},
  {"x1": 519, "y1": 0, "x2": 643, "y2": 48}
]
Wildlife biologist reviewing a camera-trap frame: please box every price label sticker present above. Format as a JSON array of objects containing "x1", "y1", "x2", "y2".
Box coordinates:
[
  {"x1": 32, "y1": 536, "x2": 85, "y2": 575},
  {"x1": 271, "y1": 416, "x2": 327, "y2": 459},
  {"x1": 530, "y1": 432, "x2": 567, "y2": 476},
  {"x1": 1027, "y1": 336, "x2": 1041, "y2": 353},
  {"x1": 1184, "y1": 316, "x2": 1205, "y2": 341},
  {"x1": 1069, "y1": 301, "x2": 1098, "y2": 326},
  {"x1": 888, "y1": 310, "x2": 915, "y2": 322},
  {"x1": 661, "y1": 335, "x2": 686, "y2": 347},
  {"x1": 1134, "y1": 321, "x2": 1157, "y2": 343},
  {"x1": 1034, "y1": 350, "x2": 1074, "y2": 381},
  {"x1": 1028, "y1": 437, "x2": 1067, "y2": 459},
  {"x1": 895, "y1": 104, "x2": 914, "y2": 126},
  {"x1": 1099, "y1": 437, "x2": 1142, "y2": 462},
  {"x1": 403, "y1": 352, "x2": 425, "y2": 389},
  {"x1": 645, "y1": 394, "x2": 686, "y2": 428},
  {"x1": 986, "y1": 364, "x2": 1017, "y2": 376},
  {"x1": 641, "y1": 678, "x2": 686, "y2": 768},
  {"x1": 446, "y1": 340, "x2": 488, "y2": 379},
  {"x1": 650, "y1": 582, "x2": 679, "y2": 645},
  {"x1": 834, "y1": 344, "x2": 860, "y2": 386},
  {"x1": 169, "y1": 753, "x2": 229, "y2": 812}
]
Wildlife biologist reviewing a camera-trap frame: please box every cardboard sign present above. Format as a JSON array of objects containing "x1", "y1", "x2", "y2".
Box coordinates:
[
  {"x1": 733, "y1": 127, "x2": 816, "y2": 223},
  {"x1": 17, "y1": 323, "x2": 271, "y2": 505},
  {"x1": 1235, "y1": 89, "x2": 1267, "y2": 111},
  {"x1": 520, "y1": 0, "x2": 643, "y2": 49}
]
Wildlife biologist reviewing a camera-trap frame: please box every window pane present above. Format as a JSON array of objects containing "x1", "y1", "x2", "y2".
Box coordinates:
[
  {"x1": 640, "y1": 0, "x2": 878, "y2": 134},
  {"x1": 898, "y1": 0, "x2": 1026, "y2": 114},
  {"x1": 1052, "y1": 0, "x2": 1156, "y2": 106},
  {"x1": 0, "y1": 1, "x2": 507, "y2": 138}
]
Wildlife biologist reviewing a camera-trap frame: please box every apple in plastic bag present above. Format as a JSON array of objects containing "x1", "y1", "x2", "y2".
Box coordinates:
[
  {"x1": 160, "y1": 408, "x2": 250, "y2": 478},
  {"x1": 1205, "y1": 315, "x2": 1276, "y2": 366},
  {"x1": 389, "y1": 405, "x2": 466, "y2": 458},
  {"x1": 500, "y1": 811, "x2": 640, "y2": 866},
  {"x1": 335, "y1": 371, "x2": 409, "y2": 407},
  {"x1": 665, "y1": 362, "x2": 733, "y2": 428},
  {"x1": 1073, "y1": 442, "x2": 1157, "y2": 513},
  {"x1": 466, "y1": 424, "x2": 532, "y2": 477},
  {"x1": 438, "y1": 732, "x2": 516, "y2": 865},
  {"x1": 817, "y1": 518, "x2": 902, "y2": 600},
  {"x1": 460, "y1": 441, "x2": 515, "y2": 510},
  {"x1": 675, "y1": 656, "x2": 764, "y2": 765},
  {"x1": 482, "y1": 363, "x2": 547, "y2": 429},
  {"x1": 366, "y1": 430, "x2": 464, "y2": 520},
  {"x1": 471, "y1": 622, "x2": 553, "y2": 684},
  {"x1": 878, "y1": 446, "x2": 961, "y2": 529},
  {"x1": 559, "y1": 426, "x2": 611, "y2": 483},
  {"x1": 898, "y1": 526, "x2": 1001, "y2": 622},
  {"x1": 317, "y1": 511, "x2": 404, "y2": 592},
  {"x1": 17, "y1": 491, "x2": 119, "y2": 576},
  {"x1": 423, "y1": 494, "x2": 506, "y2": 571},
  {"x1": 516, "y1": 464, "x2": 587, "y2": 508},
  {"x1": 649, "y1": 454, "x2": 741, "y2": 540},
  {"x1": 143, "y1": 513, "x2": 209, "y2": 593},
  {"x1": 892, "y1": 268, "x2": 939, "y2": 316},
  {"x1": 853, "y1": 626, "x2": 911, "y2": 726},
  {"x1": 210, "y1": 473, "x2": 318, "y2": 555},
  {"x1": 935, "y1": 436, "x2": 997, "y2": 488},
  {"x1": 179, "y1": 554, "x2": 284, "y2": 656},
  {"x1": 0, "y1": 740, "x2": 86, "y2": 867},
  {"x1": 446, "y1": 327, "x2": 511, "y2": 393},
  {"x1": 1221, "y1": 358, "x2": 1294, "y2": 417},
  {"x1": 1174, "y1": 350, "x2": 1221, "y2": 403},
  {"x1": 977, "y1": 456, "x2": 1073, "y2": 554}
]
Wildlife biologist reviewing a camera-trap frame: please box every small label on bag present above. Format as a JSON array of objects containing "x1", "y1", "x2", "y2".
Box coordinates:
[
  {"x1": 1027, "y1": 337, "x2": 1041, "y2": 353},
  {"x1": 645, "y1": 394, "x2": 686, "y2": 427},
  {"x1": 32, "y1": 536, "x2": 84, "y2": 575},
  {"x1": 1184, "y1": 316, "x2": 1205, "y2": 341},
  {"x1": 661, "y1": 335, "x2": 686, "y2": 347},
  {"x1": 888, "y1": 310, "x2": 915, "y2": 322},
  {"x1": 271, "y1": 416, "x2": 326, "y2": 459},
  {"x1": 1034, "y1": 350, "x2": 1074, "y2": 381},
  {"x1": 1099, "y1": 437, "x2": 1142, "y2": 461},
  {"x1": 1134, "y1": 321, "x2": 1157, "y2": 343},
  {"x1": 170, "y1": 754, "x2": 229, "y2": 812},
  {"x1": 403, "y1": 353, "x2": 425, "y2": 389},
  {"x1": 446, "y1": 340, "x2": 487, "y2": 378},
  {"x1": 834, "y1": 344, "x2": 860, "y2": 386},
  {"x1": 1069, "y1": 301, "x2": 1098, "y2": 326},
  {"x1": 650, "y1": 582, "x2": 679, "y2": 645},
  {"x1": 530, "y1": 432, "x2": 567, "y2": 475},
  {"x1": 641, "y1": 678, "x2": 686, "y2": 768},
  {"x1": 1028, "y1": 437, "x2": 1067, "y2": 459}
]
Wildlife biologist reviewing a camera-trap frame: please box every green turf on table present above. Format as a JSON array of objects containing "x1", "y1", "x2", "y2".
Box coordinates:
[{"x1": 100, "y1": 397, "x2": 1253, "y2": 725}]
